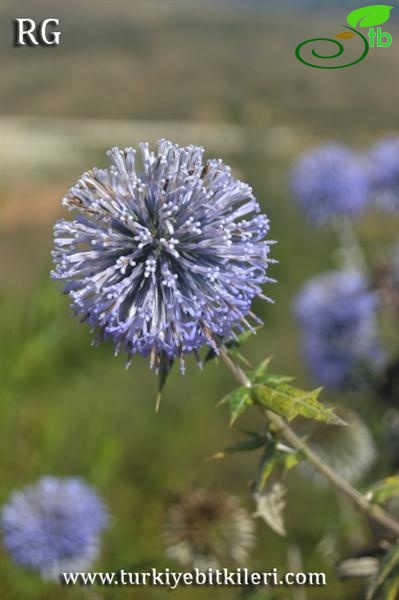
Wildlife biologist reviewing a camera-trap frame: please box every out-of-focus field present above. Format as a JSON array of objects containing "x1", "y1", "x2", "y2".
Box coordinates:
[{"x1": 0, "y1": 1, "x2": 397, "y2": 599}]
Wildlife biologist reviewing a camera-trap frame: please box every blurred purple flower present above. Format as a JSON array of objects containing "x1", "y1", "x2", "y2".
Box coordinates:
[
  {"x1": 1, "y1": 477, "x2": 108, "y2": 579},
  {"x1": 369, "y1": 136, "x2": 399, "y2": 212},
  {"x1": 290, "y1": 143, "x2": 370, "y2": 225},
  {"x1": 294, "y1": 270, "x2": 383, "y2": 389},
  {"x1": 52, "y1": 140, "x2": 274, "y2": 371}
]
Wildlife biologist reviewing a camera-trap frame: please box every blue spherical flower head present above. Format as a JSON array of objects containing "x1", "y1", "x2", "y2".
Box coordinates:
[
  {"x1": 290, "y1": 143, "x2": 370, "y2": 225},
  {"x1": 369, "y1": 136, "x2": 399, "y2": 212},
  {"x1": 52, "y1": 140, "x2": 274, "y2": 371},
  {"x1": 1, "y1": 477, "x2": 108, "y2": 580},
  {"x1": 294, "y1": 271, "x2": 383, "y2": 389}
]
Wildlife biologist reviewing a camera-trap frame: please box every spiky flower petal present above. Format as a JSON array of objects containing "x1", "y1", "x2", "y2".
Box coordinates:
[
  {"x1": 52, "y1": 140, "x2": 273, "y2": 370},
  {"x1": 1, "y1": 477, "x2": 108, "y2": 579}
]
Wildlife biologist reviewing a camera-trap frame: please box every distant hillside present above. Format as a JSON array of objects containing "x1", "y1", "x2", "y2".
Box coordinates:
[
  {"x1": 0, "y1": 0, "x2": 397, "y2": 137},
  {"x1": 218, "y1": 0, "x2": 391, "y2": 14}
]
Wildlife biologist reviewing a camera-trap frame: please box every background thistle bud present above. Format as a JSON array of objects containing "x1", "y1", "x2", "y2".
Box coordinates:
[{"x1": 164, "y1": 489, "x2": 255, "y2": 569}]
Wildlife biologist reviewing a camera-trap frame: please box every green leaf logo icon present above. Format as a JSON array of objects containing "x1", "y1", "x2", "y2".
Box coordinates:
[{"x1": 347, "y1": 4, "x2": 393, "y2": 28}]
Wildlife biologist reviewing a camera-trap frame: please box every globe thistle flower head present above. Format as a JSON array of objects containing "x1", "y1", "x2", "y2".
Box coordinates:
[
  {"x1": 52, "y1": 140, "x2": 274, "y2": 371},
  {"x1": 294, "y1": 270, "x2": 383, "y2": 389},
  {"x1": 290, "y1": 143, "x2": 370, "y2": 225},
  {"x1": 297, "y1": 406, "x2": 376, "y2": 486},
  {"x1": 368, "y1": 136, "x2": 399, "y2": 212},
  {"x1": 164, "y1": 489, "x2": 255, "y2": 569},
  {"x1": 1, "y1": 477, "x2": 108, "y2": 579}
]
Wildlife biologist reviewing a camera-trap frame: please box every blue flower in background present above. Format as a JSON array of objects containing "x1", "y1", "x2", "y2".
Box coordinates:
[
  {"x1": 369, "y1": 136, "x2": 399, "y2": 212},
  {"x1": 290, "y1": 143, "x2": 370, "y2": 225},
  {"x1": 52, "y1": 140, "x2": 274, "y2": 371},
  {"x1": 294, "y1": 271, "x2": 382, "y2": 389},
  {"x1": 1, "y1": 477, "x2": 108, "y2": 579}
]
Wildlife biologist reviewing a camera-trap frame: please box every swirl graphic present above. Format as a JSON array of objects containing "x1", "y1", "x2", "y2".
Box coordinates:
[{"x1": 295, "y1": 25, "x2": 369, "y2": 69}]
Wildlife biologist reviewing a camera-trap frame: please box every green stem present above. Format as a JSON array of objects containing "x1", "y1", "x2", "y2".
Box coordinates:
[
  {"x1": 333, "y1": 216, "x2": 368, "y2": 273},
  {"x1": 287, "y1": 543, "x2": 307, "y2": 600},
  {"x1": 218, "y1": 345, "x2": 399, "y2": 538}
]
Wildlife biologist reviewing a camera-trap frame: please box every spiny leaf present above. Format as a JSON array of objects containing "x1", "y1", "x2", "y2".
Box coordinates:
[
  {"x1": 367, "y1": 544, "x2": 399, "y2": 600},
  {"x1": 155, "y1": 355, "x2": 174, "y2": 412},
  {"x1": 221, "y1": 387, "x2": 253, "y2": 426},
  {"x1": 253, "y1": 356, "x2": 273, "y2": 379},
  {"x1": 210, "y1": 435, "x2": 266, "y2": 461},
  {"x1": 251, "y1": 380, "x2": 345, "y2": 426},
  {"x1": 240, "y1": 428, "x2": 265, "y2": 438},
  {"x1": 233, "y1": 328, "x2": 263, "y2": 347},
  {"x1": 279, "y1": 451, "x2": 301, "y2": 472},
  {"x1": 250, "y1": 357, "x2": 294, "y2": 385},
  {"x1": 257, "y1": 440, "x2": 277, "y2": 491},
  {"x1": 228, "y1": 349, "x2": 252, "y2": 368},
  {"x1": 254, "y1": 373, "x2": 295, "y2": 386},
  {"x1": 368, "y1": 476, "x2": 399, "y2": 504},
  {"x1": 258, "y1": 447, "x2": 301, "y2": 492},
  {"x1": 347, "y1": 5, "x2": 393, "y2": 28},
  {"x1": 204, "y1": 346, "x2": 218, "y2": 364}
]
